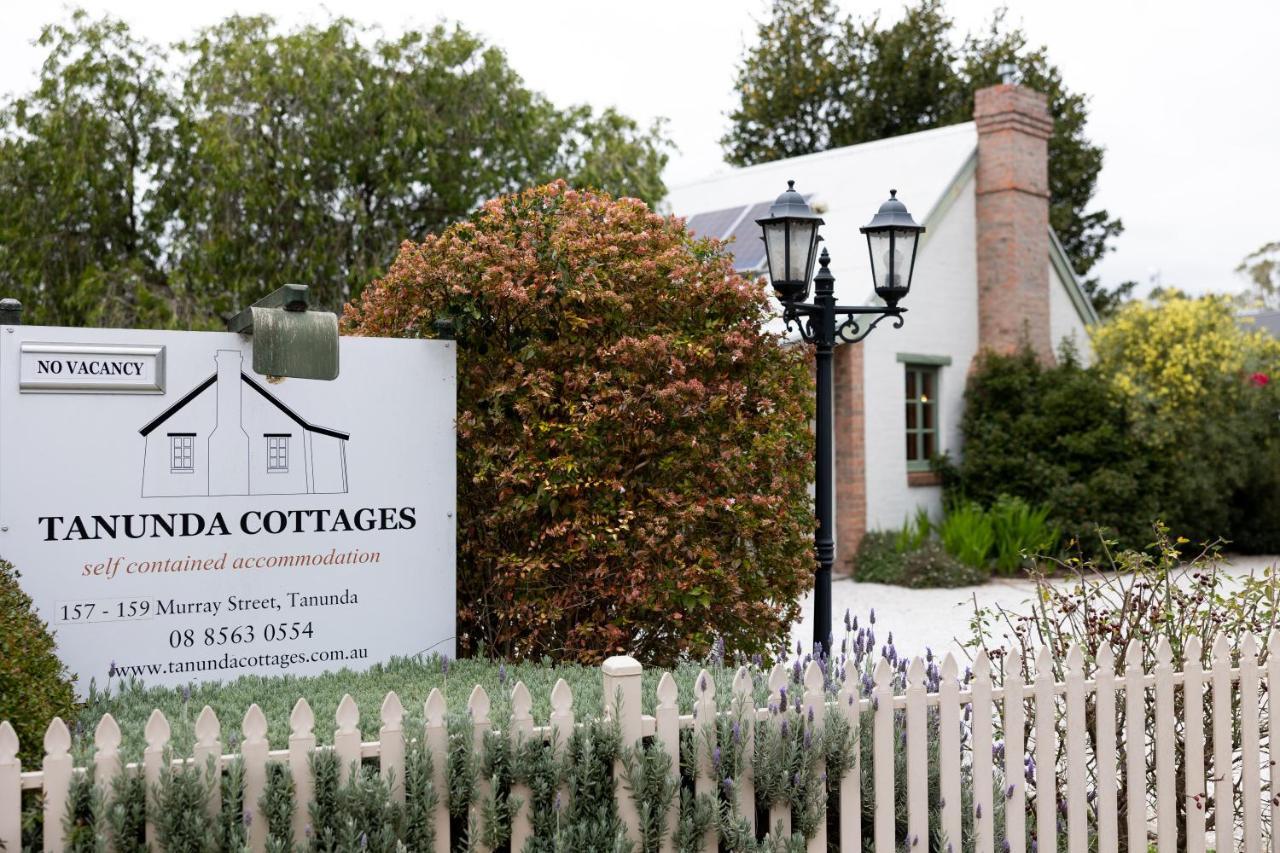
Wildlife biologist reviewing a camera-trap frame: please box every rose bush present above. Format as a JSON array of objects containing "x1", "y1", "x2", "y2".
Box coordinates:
[{"x1": 344, "y1": 181, "x2": 814, "y2": 664}]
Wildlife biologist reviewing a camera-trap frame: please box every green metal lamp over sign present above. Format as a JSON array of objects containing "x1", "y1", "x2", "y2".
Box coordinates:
[{"x1": 227, "y1": 284, "x2": 339, "y2": 380}]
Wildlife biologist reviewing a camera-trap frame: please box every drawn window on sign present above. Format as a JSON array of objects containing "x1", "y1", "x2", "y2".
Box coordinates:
[
  {"x1": 169, "y1": 434, "x2": 194, "y2": 473},
  {"x1": 266, "y1": 434, "x2": 290, "y2": 472}
]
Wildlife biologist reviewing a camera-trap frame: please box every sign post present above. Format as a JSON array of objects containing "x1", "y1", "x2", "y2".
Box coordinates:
[{"x1": 0, "y1": 323, "x2": 455, "y2": 690}]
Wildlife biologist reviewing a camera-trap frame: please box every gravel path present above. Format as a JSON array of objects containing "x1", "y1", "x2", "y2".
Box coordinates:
[{"x1": 789, "y1": 554, "x2": 1278, "y2": 663}]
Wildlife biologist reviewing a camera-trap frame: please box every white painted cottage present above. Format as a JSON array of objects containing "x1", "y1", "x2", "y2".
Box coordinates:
[
  {"x1": 139, "y1": 349, "x2": 349, "y2": 497},
  {"x1": 664, "y1": 82, "x2": 1098, "y2": 570}
]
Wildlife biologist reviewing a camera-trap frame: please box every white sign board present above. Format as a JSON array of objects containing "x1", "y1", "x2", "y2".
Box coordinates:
[{"x1": 0, "y1": 325, "x2": 455, "y2": 690}]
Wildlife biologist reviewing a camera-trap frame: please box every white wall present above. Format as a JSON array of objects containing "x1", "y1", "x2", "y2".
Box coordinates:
[
  {"x1": 1049, "y1": 260, "x2": 1093, "y2": 365},
  {"x1": 860, "y1": 176, "x2": 979, "y2": 532}
]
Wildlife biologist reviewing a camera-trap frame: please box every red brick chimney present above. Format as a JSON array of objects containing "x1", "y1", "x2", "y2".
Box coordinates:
[{"x1": 974, "y1": 83, "x2": 1054, "y2": 361}]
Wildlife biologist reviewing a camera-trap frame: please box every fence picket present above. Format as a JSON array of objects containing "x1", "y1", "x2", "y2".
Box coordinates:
[
  {"x1": 731, "y1": 666, "x2": 756, "y2": 834},
  {"x1": 380, "y1": 691, "x2": 406, "y2": 804},
  {"x1": 41, "y1": 717, "x2": 71, "y2": 853},
  {"x1": 1183, "y1": 637, "x2": 1207, "y2": 853},
  {"x1": 288, "y1": 699, "x2": 316, "y2": 845},
  {"x1": 767, "y1": 663, "x2": 791, "y2": 838},
  {"x1": 655, "y1": 672, "x2": 680, "y2": 853},
  {"x1": 241, "y1": 703, "x2": 269, "y2": 853},
  {"x1": 468, "y1": 684, "x2": 493, "y2": 853},
  {"x1": 873, "y1": 657, "x2": 895, "y2": 853},
  {"x1": 1034, "y1": 647, "x2": 1058, "y2": 853},
  {"x1": 906, "y1": 657, "x2": 928, "y2": 852},
  {"x1": 1212, "y1": 634, "x2": 1234, "y2": 853},
  {"x1": 973, "y1": 652, "x2": 994, "y2": 853},
  {"x1": 0, "y1": 722, "x2": 18, "y2": 852},
  {"x1": 424, "y1": 688, "x2": 450, "y2": 852},
  {"x1": 604, "y1": 656, "x2": 644, "y2": 847},
  {"x1": 1094, "y1": 645, "x2": 1118, "y2": 853},
  {"x1": 837, "y1": 659, "x2": 861, "y2": 853},
  {"x1": 938, "y1": 654, "x2": 961, "y2": 853},
  {"x1": 93, "y1": 713, "x2": 122, "y2": 795},
  {"x1": 510, "y1": 681, "x2": 534, "y2": 852},
  {"x1": 1124, "y1": 641, "x2": 1146, "y2": 853},
  {"x1": 193, "y1": 706, "x2": 222, "y2": 819},
  {"x1": 1064, "y1": 645, "x2": 1087, "y2": 853},
  {"x1": 1003, "y1": 651, "x2": 1026, "y2": 853},
  {"x1": 550, "y1": 679, "x2": 574, "y2": 823},
  {"x1": 143, "y1": 710, "x2": 171, "y2": 848},
  {"x1": 1242, "y1": 633, "x2": 1262, "y2": 853},
  {"x1": 694, "y1": 668, "x2": 718, "y2": 851},
  {"x1": 334, "y1": 694, "x2": 361, "y2": 784},
  {"x1": 1154, "y1": 638, "x2": 1176, "y2": 853},
  {"x1": 803, "y1": 660, "x2": 827, "y2": 853},
  {"x1": 1268, "y1": 629, "x2": 1280, "y2": 853}
]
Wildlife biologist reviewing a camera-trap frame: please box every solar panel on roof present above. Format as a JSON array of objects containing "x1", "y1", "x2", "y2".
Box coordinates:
[
  {"x1": 723, "y1": 201, "x2": 773, "y2": 272},
  {"x1": 685, "y1": 205, "x2": 746, "y2": 240}
]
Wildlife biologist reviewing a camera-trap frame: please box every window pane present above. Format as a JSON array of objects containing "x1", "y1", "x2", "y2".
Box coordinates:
[
  {"x1": 906, "y1": 370, "x2": 917, "y2": 400},
  {"x1": 923, "y1": 401, "x2": 934, "y2": 430},
  {"x1": 921, "y1": 369, "x2": 934, "y2": 401},
  {"x1": 906, "y1": 404, "x2": 917, "y2": 429},
  {"x1": 923, "y1": 431, "x2": 935, "y2": 459},
  {"x1": 906, "y1": 433, "x2": 917, "y2": 461}
]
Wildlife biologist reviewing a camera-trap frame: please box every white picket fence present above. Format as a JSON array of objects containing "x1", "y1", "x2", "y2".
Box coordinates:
[{"x1": 2, "y1": 633, "x2": 1277, "y2": 852}]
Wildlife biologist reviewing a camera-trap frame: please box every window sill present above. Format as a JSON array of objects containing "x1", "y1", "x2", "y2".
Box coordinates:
[{"x1": 907, "y1": 470, "x2": 941, "y2": 487}]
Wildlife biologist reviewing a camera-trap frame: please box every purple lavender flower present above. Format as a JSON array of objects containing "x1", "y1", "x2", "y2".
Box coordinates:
[
  {"x1": 243, "y1": 810, "x2": 252, "y2": 828},
  {"x1": 712, "y1": 746, "x2": 721, "y2": 769},
  {"x1": 1006, "y1": 784, "x2": 1016, "y2": 800},
  {"x1": 732, "y1": 721, "x2": 741, "y2": 743},
  {"x1": 869, "y1": 608, "x2": 876, "y2": 625},
  {"x1": 498, "y1": 663, "x2": 507, "y2": 686},
  {"x1": 844, "y1": 609, "x2": 852, "y2": 632},
  {"x1": 781, "y1": 719, "x2": 790, "y2": 738},
  {"x1": 700, "y1": 674, "x2": 707, "y2": 693},
  {"x1": 441, "y1": 657, "x2": 450, "y2": 675},
  {"x1": 554, "y1": 793, "x2": 563, "y2": 812},
  {"x1": 779, "y1": 685, "x2": 788, "y2": 705},
  {"x1": 803, "y1": 728, "x2": 812, "y2": 749},
  {"x1": 722, "y1": 777, "x2": 735, "y2": 797},
  {"x1": 807, "y1": 706, "x2": 814, "y2": 724},
  {"x1": 182, "y1": 684, "x2": 191, "y2": 703},
  {"x1": 1003, "y1": 841, "x2": 1011, "y2": 853},
  {"x1": 360, "y1": 832, "x2": 368, "y2": 849}
]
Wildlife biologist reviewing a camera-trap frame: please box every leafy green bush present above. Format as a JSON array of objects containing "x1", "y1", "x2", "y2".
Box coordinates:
[
  {"x1": 345, "y1": 181, "x2": 814, "y2": 665},
  {"x1": 0, "y1": 557, "x2": 76, "y2": 764},
  {"x1": 937, "y1": 502, "x2": 995, "y2": 569},
  {"x1": 899, "y1": 541, "x2": 988, "y2": 588},
  {"x1": 852, "y1": 530, "x2": 907, "y2": 584},
  {"x1": 988, "y1": 496, "x2": 1059, "y2": 575}
]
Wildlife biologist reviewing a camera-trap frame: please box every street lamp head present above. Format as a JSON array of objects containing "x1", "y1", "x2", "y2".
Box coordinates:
[
  {"x1": 756, "y1": 180, "x2": 824, "y2": 303},
  {"x1": 859, "y1": 189, "x2": 925, "y2": 308}
]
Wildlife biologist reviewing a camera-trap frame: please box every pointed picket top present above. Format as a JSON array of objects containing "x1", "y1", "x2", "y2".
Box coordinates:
[
  {"x1": 1002, "y1": 649, "x2": 1021, "y2": 682},
  {"x1": 1125, "y1": 639, "x2": 1144, "y2": 669},
  {"x1": 1183, "y1": 636, "x2": 1202, "y2": 666},
  {"x1": 973, "y1": 649, "x2": 991, "y2": 681},
  {"x1": 424, "y1": 688, "x2": 446, "y2": 727},
  {"x1": 551, "y1": 678, "x2": 573, "y2": 715},
  {"x1": 145, "y1": 709, "x2": 171, "y2": 749},
  {"x1": 380, "y1": 691, "x2": 405, "y2": 728},
  {"x1": 1154, "y1": 636, "x2": 1174, "y2": 666},
  {"x1": 43, "y1": 717, "x2": 70, "y2": 756},
  {"x1": 804, "y1": 660, "x2": 824, "y2": 693},
  {"x1": 656, "y1": 672, "x2": 678, "y2": 710},
  {"x1": 511, "y1": 681, "x2": 533, "y2": 723},
  {"x1": 1034, "y1": 645, "x2": 1054, "y2": 680},
  {"x1": 905, "y1": 656, "x2": 926, "y2": 687},
  {"x1": 94, "y1": 714, "x2": 122, "y2": 753},
  {"x1": 195, "y1": 706, "x2": 220, "y2": 746},
  {"x1": 941, "y1": 652, "x2": 958, "y2": 682},
  {"x1": 242, "y1": 703, "x2": 268, "y2": 742},
  {"x1": 1212, "y1": 634, "x2": 1232, "y2": 664},
  {"x1": 467, "y1": 684, "x2": 491, "y2": 725},
  {"x1": 290, "y1": 698, "x2": 315, "y2": 736},
  {"x1": 1096, "y1": 643, "x2": 1115, "y2": 674},
  {"x1": 1241, "y1": 632, "x2": 1260, "y2": 660},
  {"x1": 695, "y1": 668, "x2": 716, "y2": 700},
  {"x1": 841, "y1": 655, "x2": 858, "y2": 692},
  {"x1": 873, "y1": 656, "x2": 893, "y2": 687},
  {"x1": 732, "y1": 666, "x2": 752, "y2": 698},
  {"x1": 1066, "y1": 643, "x2": 1085, "y2": 673},
  {"x1": 767, "y1": 663, "x2": 787, "y2": 695},
  {"x1": 0, "y1": 720, "x2": 19, "y2": 763},
  {"x1": 335, "y1": 694, "x2": 359, "y2": 734}
]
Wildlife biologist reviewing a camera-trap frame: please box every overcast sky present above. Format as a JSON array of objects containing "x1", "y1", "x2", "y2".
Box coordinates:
[{"x1": 2, "y1": 0, "x2": 1275, "y2": 297}]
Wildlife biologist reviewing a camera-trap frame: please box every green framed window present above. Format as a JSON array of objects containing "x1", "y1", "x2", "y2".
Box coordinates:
[{"x1": 904, "y1": 364, "x2": 939, "y2": 471}]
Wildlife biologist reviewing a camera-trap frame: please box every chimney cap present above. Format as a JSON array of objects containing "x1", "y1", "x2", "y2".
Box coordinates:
[{"x1": 998, "y1": 62, "x2": 1019, "y2": 85}]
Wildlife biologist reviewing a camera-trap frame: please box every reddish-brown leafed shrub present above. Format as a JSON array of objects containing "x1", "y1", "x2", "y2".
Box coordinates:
[{"x1": 344, "y1": 182, "x2": 814, "y2": 664}]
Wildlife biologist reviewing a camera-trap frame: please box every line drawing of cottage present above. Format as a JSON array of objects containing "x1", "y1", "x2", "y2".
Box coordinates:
[{"x1": 139, "y1": 350, "x2": 349, "y2": 497}]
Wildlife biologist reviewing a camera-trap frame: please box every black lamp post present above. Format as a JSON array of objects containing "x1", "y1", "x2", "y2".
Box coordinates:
[{"x1": 757, "y1": 181, "x2": 924, "y2": 652}]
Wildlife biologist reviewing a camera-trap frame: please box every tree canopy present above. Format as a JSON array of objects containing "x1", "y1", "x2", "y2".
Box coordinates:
[
  {"x1": 0, "y1": 11, "x2": 671, "y2": 327},
  {"x1": 723, "y1": 0, "x2": 1128, "y2": 314}
]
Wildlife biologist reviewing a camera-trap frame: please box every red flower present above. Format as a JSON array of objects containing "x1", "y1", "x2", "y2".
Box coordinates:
[{"x1": 1250, "y1": 372, "x2": 1270, "y2": 387}]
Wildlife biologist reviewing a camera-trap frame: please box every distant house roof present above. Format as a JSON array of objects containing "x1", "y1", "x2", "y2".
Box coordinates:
[
  {"x1": 139, "y1": 373, "x2": 350, "y2": 440},
  {"x1": 665, "y1": 121, "x2": 1097, "y2": 328},
  {"x1": 1244, "y1": 310, "x2": 1280, "y2": 338}
]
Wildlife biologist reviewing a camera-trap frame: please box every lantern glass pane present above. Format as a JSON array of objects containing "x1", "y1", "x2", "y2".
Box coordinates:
[
  {"x1": 894, "y1": 227, "x2": 920, "y2": 289},
  {"x1": 867, "y1": 231, "x2": 892, "y2": 289},
  {"x1": 764, "y1": 221, "x2": 786, "y2": 281},
  {"x1": 786, "y1": 221, "x2": 816, "y2": 281}
]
